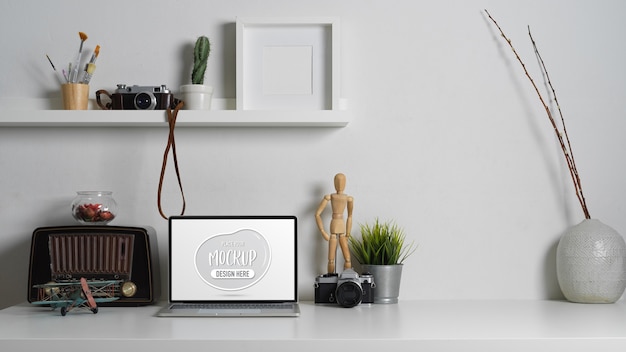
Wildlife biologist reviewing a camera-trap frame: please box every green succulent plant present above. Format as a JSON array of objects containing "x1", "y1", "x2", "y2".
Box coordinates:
[
  {"x1": 349, "y1": 219, "x2": 416, "y2": 265},
  {"x1": 191, "y1": 36, "x2": 211, "y2": 85}
]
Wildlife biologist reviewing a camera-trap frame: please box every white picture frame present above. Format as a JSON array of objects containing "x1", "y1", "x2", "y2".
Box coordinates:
[{"x1": 236, "y1": 17, "x2": 340, "y2": 111}]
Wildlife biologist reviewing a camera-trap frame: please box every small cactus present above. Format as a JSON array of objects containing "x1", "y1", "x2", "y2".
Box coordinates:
[{"x1": 191, "y1": 36, "x2": 211, "y2": 85}]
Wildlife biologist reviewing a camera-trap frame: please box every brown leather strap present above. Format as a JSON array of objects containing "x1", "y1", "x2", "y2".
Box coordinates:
[
  {"x1": 157, "y1": 100, "x2": 186, "y2": 219},
  {"x1": 95, "y1": 89, "x2": 113, "y2": 110}
]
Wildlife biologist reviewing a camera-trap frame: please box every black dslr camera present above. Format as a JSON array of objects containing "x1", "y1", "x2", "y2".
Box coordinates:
[
  {"x1": 314, "y1": 269, "x2": 375, "y2": 308},
  {"x1": 96, "y1": 84, "x2": 175, "y2": 110}
]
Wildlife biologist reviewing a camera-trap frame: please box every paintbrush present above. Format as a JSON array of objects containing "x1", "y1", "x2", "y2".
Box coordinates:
[
  {"x1": 81, "y1": 45, "x2": 100, "y2": 84},
  {"x1": 69, "y1": 32, "x2": 88, "y2": 83},
  {"x1": 46, "y1": 54, "x2": 68, "y2": 84}
]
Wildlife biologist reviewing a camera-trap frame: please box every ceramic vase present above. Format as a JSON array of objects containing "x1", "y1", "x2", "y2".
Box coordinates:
[
  {"x1": 180, "y1": 84, "x2": 213, "y2": 110},
  {"x1": 556, "y1": 219, "x2": 626, "y2": 303},
  {"x1": 361, "y1": 264, "x2": 403, "y2": 304}
]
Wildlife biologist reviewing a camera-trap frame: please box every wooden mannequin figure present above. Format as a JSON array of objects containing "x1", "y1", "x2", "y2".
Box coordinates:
[{"x1": 315, "y1": 173, "x2": 354, "y2": 274}]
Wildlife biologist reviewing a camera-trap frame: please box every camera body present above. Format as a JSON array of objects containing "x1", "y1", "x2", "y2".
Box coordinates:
[
  {"x1": 314, "y1": 269, "x2": 375, "y2": 308},
  {"x1": 110, "y1": 84, "x2": 173, "y2": 110}
]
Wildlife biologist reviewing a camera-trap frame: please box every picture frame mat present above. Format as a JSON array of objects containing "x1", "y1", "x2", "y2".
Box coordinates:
[{"x1": 236, "y1": 17, "x2": 339, "y2": 111}]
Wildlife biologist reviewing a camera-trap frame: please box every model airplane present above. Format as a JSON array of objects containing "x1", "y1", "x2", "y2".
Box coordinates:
[{"x1": 31, "y1": 278, "x2": 121, "y2": 316}]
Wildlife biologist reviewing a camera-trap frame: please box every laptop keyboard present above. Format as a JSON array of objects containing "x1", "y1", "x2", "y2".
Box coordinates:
[{"x1": 171, "y1": 303, "x2": 293, "y2": 310}]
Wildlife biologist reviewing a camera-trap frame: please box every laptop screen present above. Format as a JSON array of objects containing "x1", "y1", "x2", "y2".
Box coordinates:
[{"x1": 168, "y1": 216, "x2": 297, "y2": 302}]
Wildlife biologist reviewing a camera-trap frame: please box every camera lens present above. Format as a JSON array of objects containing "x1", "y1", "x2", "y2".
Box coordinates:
[
  {"x1": 335, "y1": 281, "x2": 363, "y2": 308},
  {"x1": 134, "y1": 92, "x2": 157, "y2": 110}
]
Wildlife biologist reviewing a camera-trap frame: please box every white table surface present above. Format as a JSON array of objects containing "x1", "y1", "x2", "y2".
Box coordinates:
[{"x1": 1, "y1": 300, "x2": 626, "y2": 352}]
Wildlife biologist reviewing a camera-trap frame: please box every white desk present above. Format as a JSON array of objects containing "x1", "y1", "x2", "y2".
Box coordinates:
[{"x1": 1, "y1": 300, "x2": 626, "y2": 352}]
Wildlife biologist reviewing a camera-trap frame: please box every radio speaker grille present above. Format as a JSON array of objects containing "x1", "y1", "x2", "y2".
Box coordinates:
[{"x1": 48, "y1": 233, "x2": 135, "y2": 280}]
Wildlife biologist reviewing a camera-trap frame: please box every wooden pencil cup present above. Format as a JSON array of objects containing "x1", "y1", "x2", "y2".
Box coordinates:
[{"x1": 62, "y1": 83, "x2": 89, "y2": 110}]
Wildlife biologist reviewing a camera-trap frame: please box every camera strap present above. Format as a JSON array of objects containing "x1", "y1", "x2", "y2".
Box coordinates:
[
  {"x1": 95, "y1": 89, "x2": 113, "y2": 110},
  {"x1": 157, "y1": 99, "x2": 186, "y2": 219}
]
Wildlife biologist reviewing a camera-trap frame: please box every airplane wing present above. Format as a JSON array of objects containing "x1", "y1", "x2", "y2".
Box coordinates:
[
  {"x1": 30, "y1": 298, "x2": 118, "y2": 305},
  {"x1": 30, "y1": 300, "x2": 73, "y2": 305},
  {"x1": 33, "y1": 281, "x2": 82, "y2": 288},
  {"x1": 93, "y1": 297, "x2": 120, "y2": 303},
  {"x1": 34, "y1": 280, "x2": 123, "y2": 288},
  {"x1": 86, "y1": 280, "x2": 123, "y2": 286}
]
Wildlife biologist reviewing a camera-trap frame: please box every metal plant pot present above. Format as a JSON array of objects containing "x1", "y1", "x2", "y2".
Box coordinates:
[{"x1": 361, "y1": 264, "x2": 403, "y2": 304}]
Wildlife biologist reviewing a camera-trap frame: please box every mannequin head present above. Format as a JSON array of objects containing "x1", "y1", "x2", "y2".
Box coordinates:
[{"x1": 334, "y1": 173, "x2": 346, "y2": 193}]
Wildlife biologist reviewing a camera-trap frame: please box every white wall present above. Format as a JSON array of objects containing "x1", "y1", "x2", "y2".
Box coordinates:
[{"x1": 1, "y1": 0, "x2": 625, "y2": 308}]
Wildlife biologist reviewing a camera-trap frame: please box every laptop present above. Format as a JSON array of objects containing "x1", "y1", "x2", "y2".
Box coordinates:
[{"x1": 157, "y1": 215, "x2": 300, "y2": 317}]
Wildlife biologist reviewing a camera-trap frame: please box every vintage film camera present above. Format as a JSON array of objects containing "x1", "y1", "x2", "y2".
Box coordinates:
[
  {"x1": 99, "y1": 84, "x2": 175, "y2": 110},
  {"x1": 314, "y1": 269, "x2": 375, "y2": 308}
]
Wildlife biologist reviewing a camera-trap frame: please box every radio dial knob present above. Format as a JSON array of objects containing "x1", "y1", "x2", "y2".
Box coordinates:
[{"x1": 121, "y1": 281, "x2": 137, "y2": 297}]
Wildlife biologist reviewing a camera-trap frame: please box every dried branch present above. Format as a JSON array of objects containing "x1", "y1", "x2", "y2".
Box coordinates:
[{"x1": 484, "y1": 10, "x2": 590, "y2": 219}]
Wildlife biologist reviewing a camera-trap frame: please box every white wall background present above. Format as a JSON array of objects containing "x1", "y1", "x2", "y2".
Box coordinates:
[{"x1": 1, "y1": 0, "x2": 625, "y2": 308}]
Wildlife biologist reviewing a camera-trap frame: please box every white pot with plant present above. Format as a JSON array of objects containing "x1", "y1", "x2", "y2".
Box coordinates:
[
  {"x1": 486, "y1": 10, "x2": 626, "y2": 303},
  {"x1": 180, "y1": 36, "x2": 213, "y2": 110},
  {"x1": 349, "y1": 219, "x2": 416, "y2": 304}
]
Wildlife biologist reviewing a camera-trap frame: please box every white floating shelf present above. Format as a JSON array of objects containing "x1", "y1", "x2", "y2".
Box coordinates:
[{"x1": 0, "y1": 98, "x2": 351, "y2": 127}]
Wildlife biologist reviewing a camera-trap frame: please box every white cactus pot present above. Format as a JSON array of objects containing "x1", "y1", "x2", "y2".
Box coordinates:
[{"x1": 180, "y1": 84, "x2": 213, "y2": 110}]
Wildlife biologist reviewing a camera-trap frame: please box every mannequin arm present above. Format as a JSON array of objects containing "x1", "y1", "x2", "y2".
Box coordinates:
[
  {"x1": 315, "y1": 195, "x2": 331, "y2": 241},
  {"x1": 346, "y1": 196, "x2": 354, "y2": 237}
]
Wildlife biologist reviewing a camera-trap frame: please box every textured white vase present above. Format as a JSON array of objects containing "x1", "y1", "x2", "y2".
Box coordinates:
[{"x1": 556, "y1": 219, "x2": 626, "y2": 303}]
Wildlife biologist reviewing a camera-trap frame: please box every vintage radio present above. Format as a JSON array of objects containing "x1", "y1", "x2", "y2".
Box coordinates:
[{"x1": 27, "y1": 225, "x2": 160, "y2": 306}]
